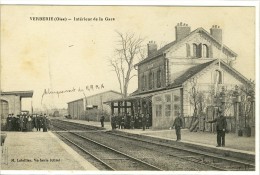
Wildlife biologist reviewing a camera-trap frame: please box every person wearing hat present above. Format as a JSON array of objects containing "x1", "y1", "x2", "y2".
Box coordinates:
[
  {"x1": 206, "y1": 113, "x2": 227, "y2": 147},
  {"x1": 100, "y1": 115, "x2": 105, "y2": 128},
  {"x1": 6, "y1": 114, "x2": 12, "y2": 131},
  {"x1": 42, "y1": 114, "x2": 48, "y2": 132},
  {"x1": 170, "y1": 112, "x2": 183, "y2": 141}
]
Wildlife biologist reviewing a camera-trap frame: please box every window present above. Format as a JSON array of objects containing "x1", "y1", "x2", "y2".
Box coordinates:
[
  {"x1": 165, "y1": 104, "x2": 171, "y2": 117},
  {"x1": 154, "y1": 96, "x2": 162, "y2": 102},
  {"x1": 141, "y1": 75, "x2": 145, "y2": 91},
  {"x1": 202, "y1": 44, "x2": 209, "y2": 58},
  {"x1": 155, "y1": 105, "x2": 162, "y2": 117},
  {"x1": 193, "y1": 44, "x2": 197, "y2": 57},
  {"x1": 215, "y1": 70, "x2": 222, "y2": 84},
  {"x1": 149, "y1": 71, "x2": 153, "y2": 89},
  {"x1": 193, "y1": 43, "x2": 202, "y2": 58},
  {"x1": 165, "y1": 94, "x2": 171, "y2": 102},
  {"x1": 157, "y1": 69, "x2": 161, "y2": 88},
  {"x1": 186, "y1": 43, "x2": 190, "y2": 57},
  {"x1": 174, "y1": 104, "x2": 180, "y2": 116},
  {"x1": 152, "y1": 72, "x2": 155, "y2": 88},
  {"x1": 144, "y1": 75, "x2": 147, "y2": 90},
  {"x1": 174, "y1": 95, "x2": 180, "y2": 102}
]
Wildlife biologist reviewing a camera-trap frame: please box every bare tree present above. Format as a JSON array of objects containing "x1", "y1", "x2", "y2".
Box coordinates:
[{"x1": 109, "y1": 31, "x2": 145, "y2": 97}]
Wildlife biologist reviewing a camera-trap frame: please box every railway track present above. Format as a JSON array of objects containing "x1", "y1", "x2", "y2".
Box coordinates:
[
  {"x1": 51, "y1": 120, "x2": 255, "y2": 171},
  {"x1": 53, "y1": 124, "x2": 163, "y2": 170}
]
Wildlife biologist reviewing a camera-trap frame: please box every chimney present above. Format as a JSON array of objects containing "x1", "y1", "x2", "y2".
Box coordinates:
[
  {"x1": 147, "y1": 41, "x2": 157, "y2": 57},
  {"x1": 175, "y1": 22, "x2": 191, "y2": 41},
  {"x1": 210, "y1": 25, "x2": 222, "y2": 43}
]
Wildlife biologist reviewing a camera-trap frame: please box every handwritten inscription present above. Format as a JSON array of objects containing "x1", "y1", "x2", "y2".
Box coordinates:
[{"x1": 41, "y1": 84, "x2": 105, "y2": 98}]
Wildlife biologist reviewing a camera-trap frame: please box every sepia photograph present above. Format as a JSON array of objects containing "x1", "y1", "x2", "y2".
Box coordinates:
[{"x1": 0, "y1": 1, "x2": 259, "y2": 174}]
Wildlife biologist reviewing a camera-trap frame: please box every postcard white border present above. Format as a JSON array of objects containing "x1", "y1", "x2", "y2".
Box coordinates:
[{"x1": 0, "y1": 0, "x2": 259, "y2": 175}]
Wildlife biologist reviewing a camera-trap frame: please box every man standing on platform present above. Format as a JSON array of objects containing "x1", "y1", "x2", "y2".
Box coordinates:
[
  {"x1": 111, "y1": 114, "x2": 116, "y2": 130},
  {"x1": 170, "y1": 113, "x2": 183, "y2": 141},
  {"x1": 206, "y1": 114, "x2": 227, "y2": 147},
  {"x1": 100, "y1": 115, "x2": 105, "y2": 127}
]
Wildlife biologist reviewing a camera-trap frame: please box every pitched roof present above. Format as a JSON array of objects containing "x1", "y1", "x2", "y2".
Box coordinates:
[
  {"x1": 168, "y1": 59, "x2": 252, "y2": 88},
  {"x1": 67, "y1": 90, "x2": 123, "y2": 104},
  {"x1": 168, "y1": 60, "x2": 216, "y2": 88},
  {"x1": 135, "y1": 27, "x2": 238, "y2": 66}
]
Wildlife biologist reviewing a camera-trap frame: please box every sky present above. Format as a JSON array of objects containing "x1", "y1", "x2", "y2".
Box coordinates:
[{"x1": 0, "y1": 5, "x2": 256, "y2": 111}]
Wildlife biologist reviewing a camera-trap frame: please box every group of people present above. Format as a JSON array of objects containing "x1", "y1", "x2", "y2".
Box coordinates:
[
  {"x1": 6, "y1": 113, "x2": 51, "y2": 132},
  {"x1": 110, "y1": 113, "x2": 151, "y2": 130}
]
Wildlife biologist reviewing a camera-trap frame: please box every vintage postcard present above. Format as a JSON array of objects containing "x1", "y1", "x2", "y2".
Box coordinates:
[{"x1": 0, "y1": 1, "x2": 259, "y2": 174}]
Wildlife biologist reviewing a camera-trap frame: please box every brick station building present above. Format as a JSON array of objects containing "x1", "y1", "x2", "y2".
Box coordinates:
[{"x1": 105, "y1": 22, "x2": 254, "y2": 134}]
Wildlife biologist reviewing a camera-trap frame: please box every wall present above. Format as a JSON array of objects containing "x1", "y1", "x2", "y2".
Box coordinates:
[
  {"x1": 152, "y1": 88, "x2": 181, "y2": 129},
  {"x1": 0, "y1": 95, "x2": 21, "y2": 116},
  {"x1": 68, "y1": 91, "x2": 122, "y2": 121},
  {"x1": 86, "y1": 91, "x2": 122, "y2": 118},
  {"x1": 67, "y1": 99, "x2": 84, "y2": 119},
  {"x1": 166, "y1": 32, "x2": 234, "y2": 83},
  {"x1": 182, "y1": 64, "x2": 246, "y2": 117},
  {"x1": 138, "y1": 55, "x2": 165, "y2": 93}
]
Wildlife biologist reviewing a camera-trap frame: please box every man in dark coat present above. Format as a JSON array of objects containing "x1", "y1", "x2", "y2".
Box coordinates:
[
  {"x1": 36, "y1": 115, "x2": 42, "y2": 131},
  {"x1": 111, "y1": 114, "x2": 116, "y2": 130},
  {"x1": 207, "y1": 114, "x2": 227, "y2": 147},
  {"x1": 100, "y1": 115, "x2": 105, "y2": 127},
  {"x1": 6, "y1": 114, "x2": 12, "y2": 131},
  {"x1": 171, "y1": 113, "x2": 183, "y2": 141},
  {"x1": 42, "y1": 114, "x2": 48, "y2": 132}
]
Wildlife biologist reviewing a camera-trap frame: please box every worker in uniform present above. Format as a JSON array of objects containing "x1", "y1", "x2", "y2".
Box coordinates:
[
  {"x1": 123, "y1": 113, "x2": 128, "y2": 129},
  {"x1": 171, "y1": 113, "x2": 183, "y2": 141},
  {"x1": 100, "y1": 115, "x2": 105, "y2": 127},
  {"x1": 130, "y1": 114, "x2": 135, "y2": 129},
  {"x1": 206, "y1": 114, "x2": 227, "y2": 147},
  {"x1": 42, "y1": 114, "x2": 48, "y2": 132},
  {"x1": 117, "y1": 113, "x2": 122, "y2": 129},
  {"x1": 36, "y1": 115, "x2": 42, "y2": 131},
  {"x1": 134, "y1": 113, "x2": 139, "y2": 129},
  {"x1": 19, "y1": 115, "x2": 24, "y2": 132},
  {"x1": 111, "y1": 114, "x2": 116, "y2": 130}
]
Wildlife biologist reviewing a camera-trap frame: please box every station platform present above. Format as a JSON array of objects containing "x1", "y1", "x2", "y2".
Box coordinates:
[
  {"x1": 60, "y1": 118, "x2": 255, "y2": 156},
  {"x1": 1, "y1": 131, "x2": 98, "y2": 171}
]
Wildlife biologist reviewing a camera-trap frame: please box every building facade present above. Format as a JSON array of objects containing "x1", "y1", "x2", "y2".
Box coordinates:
[
  {"x1": 134, "y1": 23, "x2": 253, "y2": 131},
  {"x1": 106, "y1": 23, "x2": 254, "y2": 133},
  {"x1": 67, "y1": 90, "x2": 123, "y2": 120},
  {"x1": 0, "y1": 91, "x2": 33, "y2": 126}
]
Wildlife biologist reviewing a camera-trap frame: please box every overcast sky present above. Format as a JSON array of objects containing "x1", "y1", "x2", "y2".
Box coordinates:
[{"x1": 1, "y1": 6, "x2": 255, "y2": 111}]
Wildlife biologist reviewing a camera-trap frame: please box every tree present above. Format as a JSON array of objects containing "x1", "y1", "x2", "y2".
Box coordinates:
[{"x1": 109, "y1": 31, "x2": 145, "y2": 97}]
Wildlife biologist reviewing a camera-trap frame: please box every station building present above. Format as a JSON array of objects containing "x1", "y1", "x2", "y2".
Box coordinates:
[
  {"x1": 67, "y1": 90, "x2": 123, "y2": 120},
  {"x1": 105, "y1": 23, "x2": 254, "y2": 133}
]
